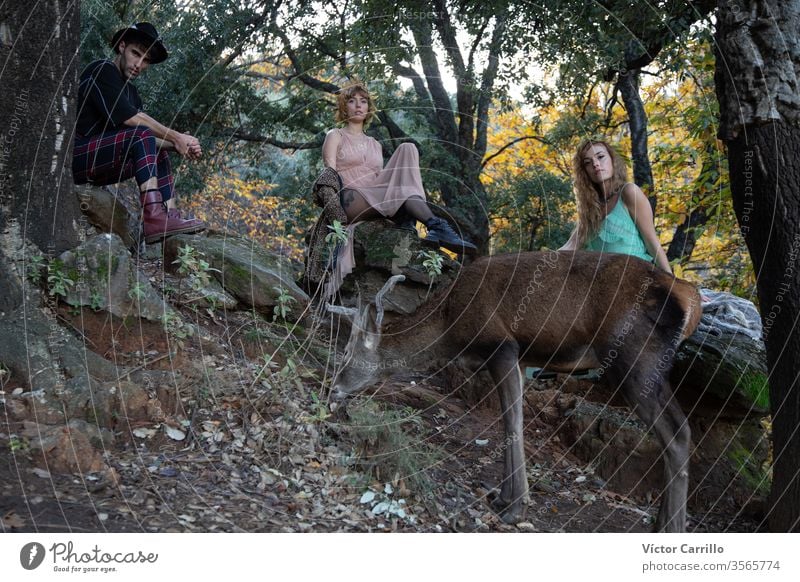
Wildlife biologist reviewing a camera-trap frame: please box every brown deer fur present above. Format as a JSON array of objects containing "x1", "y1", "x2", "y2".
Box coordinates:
[{"x1": 328, "y1": 251, "x2": 702, "y2": 532}]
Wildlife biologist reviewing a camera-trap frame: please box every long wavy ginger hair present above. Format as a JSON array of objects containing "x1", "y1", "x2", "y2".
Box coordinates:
[{"x1": 571, "y1": 139, "x2": 628, "y2": 247}]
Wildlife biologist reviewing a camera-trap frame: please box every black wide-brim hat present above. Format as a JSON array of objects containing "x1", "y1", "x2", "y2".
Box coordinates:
[{"x1": 110, "y1": 22, "x2": 168, "y2": 64}]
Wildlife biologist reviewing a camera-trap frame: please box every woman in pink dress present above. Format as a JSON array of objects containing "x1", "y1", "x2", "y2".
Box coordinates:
[{"x1": 320, "y1": 82, "x2": 475, "y2": 293}]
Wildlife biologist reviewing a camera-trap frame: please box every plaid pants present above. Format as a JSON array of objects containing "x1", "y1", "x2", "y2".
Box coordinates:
[{"x1": 73, "y1": 127, "x2": 174, "y2": 201}]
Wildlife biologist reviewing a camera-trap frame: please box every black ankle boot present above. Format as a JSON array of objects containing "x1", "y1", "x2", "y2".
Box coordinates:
[
  {"x1": 391, "y1": 208, "x2": 418, "y2": 236},
  {"x1": 423, "y1": 217, "x2": 477, "y2": 254}
]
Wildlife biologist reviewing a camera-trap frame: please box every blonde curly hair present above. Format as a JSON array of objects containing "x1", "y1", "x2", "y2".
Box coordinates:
[
  {"x1": 335, "y1": 81, "x2": 377, "y2": 125},
  {"x1": 571, "y1": 139, "x2": 628, "y2": 247}
]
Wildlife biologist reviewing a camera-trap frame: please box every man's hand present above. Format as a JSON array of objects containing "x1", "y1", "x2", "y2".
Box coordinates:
[{"x1": 173, "y1": 133, "x2": 202, "y2": 160}]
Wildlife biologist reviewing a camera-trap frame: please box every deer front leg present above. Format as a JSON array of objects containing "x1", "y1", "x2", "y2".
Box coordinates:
[{"x1": 488, "y1": 343, "x2": 528, "y2": 524}]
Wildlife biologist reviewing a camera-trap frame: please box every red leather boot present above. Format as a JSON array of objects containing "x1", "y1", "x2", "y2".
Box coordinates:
[{"x1": 140, "y1": 189, "x2": 205, "y2": 243}]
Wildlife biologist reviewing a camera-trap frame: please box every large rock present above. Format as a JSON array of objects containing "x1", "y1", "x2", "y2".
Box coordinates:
[
  {"x1": 0, "y1": 223, "x2": 120, "y2": 397},
  {"x1": 672, "y1": 290, "x2": 769, "y2": 416},
  {"x1": 56, "y1": 233, "x2": 172, "y2": 322},
  {"x1": 163, "y1": 232, "x2": 308, "y2": 313},
  {"x1": 22, "y1": 420, "x2": 115, "y2": 476},
  {"x1": 75, "y1": 184, "x2": 140, "y2": 250},
  {"x1": 556, "y1": 396, "x2": 770, "y2": 511},
  {"x1": 339, "y1": 221, "x2": 461, "y2": 315}
]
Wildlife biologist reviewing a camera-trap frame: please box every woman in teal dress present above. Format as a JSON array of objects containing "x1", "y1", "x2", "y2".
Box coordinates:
[{"x1": 559, "y1": 139, "x2": 672, "y2": 273}]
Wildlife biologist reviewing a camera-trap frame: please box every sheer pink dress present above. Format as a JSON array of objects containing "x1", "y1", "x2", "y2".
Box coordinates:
[{"x1": 325, "y1": 128, "x2": 427, "y2": 295}]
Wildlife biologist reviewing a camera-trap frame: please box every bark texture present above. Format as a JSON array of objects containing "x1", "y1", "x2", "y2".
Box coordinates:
[
  {"x1": 0, "y1": 1, "x2": 81, "y2": 254},
  {"x1": 716, "y1": 0, "x2": 800, "y2": 532}
]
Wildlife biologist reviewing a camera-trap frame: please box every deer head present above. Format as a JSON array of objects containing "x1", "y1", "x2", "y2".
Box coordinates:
[{"x1": 327, "y1": 275, "x2": 405, "y2": 403}]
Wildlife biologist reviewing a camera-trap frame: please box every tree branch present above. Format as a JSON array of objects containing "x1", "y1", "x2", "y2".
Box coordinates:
[
  {"x1": 474, "y1": 11, "x2": 508, "y2": 162},
  {"x1": 432, "y1": 0, "x2": 467, "y2": 78},
  {"x1": 243, "y1": 71, "x2": 284, "y2": 83},
  {"x1": 481, "y1": 134, "x2": 552, "y2": 170},
  {"x1": 228, "y1": 129, "x2": 325, "y2": 150},
  {"x1": 277, "y1": 29, "x2": 340, "y2": 94},
  {"x1": 409, "y1": 17, "x2": 458, "y2": 144},
  {"x1": 467, "y1": 19, "x2": 490, "y2": 72},
  {"x1": 394, "y1": 63, "x2": 437, "y2": 127},
  {"x1": 215, "y1": 2, "x2": 281, "y2": 70}
]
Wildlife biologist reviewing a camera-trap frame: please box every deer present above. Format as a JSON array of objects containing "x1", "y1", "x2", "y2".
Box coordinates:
[{"x1": 327, "y1": 250, "x2": 702, "y2": 532}]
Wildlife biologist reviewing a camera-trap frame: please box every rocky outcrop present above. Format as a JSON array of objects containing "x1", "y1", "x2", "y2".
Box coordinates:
[
  {"x1": 554, "y1": 392, "x2": 769, "y2": 512},
  {"x1": 75, "y1": 184, "x2": 140, "y2": 250},
  {"x1": 56, "y1": 233, "x2": 174, "y2": 322},
  {"x1": 164, "y1": 232, "x2": 308, "y2": 313},
  {"x1": 337, "y1": 221, "x2": 461, "y2": 315},
  {"x1": 672, "y1": 289, "x2": 768, "y2": 415}
]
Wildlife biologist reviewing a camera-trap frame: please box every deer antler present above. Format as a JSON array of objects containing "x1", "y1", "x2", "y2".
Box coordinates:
[
  {"x1": 326, "y1": 304, "x2": 359, "y2": 321},
  {"x1": 375, "y1": 275, "x2": 405, "y2": 327}
]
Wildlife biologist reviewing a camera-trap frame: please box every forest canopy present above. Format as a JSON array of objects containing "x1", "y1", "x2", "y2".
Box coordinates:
[{"x1": 79, "y1": 0, "x2": 751, "y2": 295}]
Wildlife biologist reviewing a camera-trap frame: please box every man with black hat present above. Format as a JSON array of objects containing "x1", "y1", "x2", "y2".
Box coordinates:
[{"x1": 73, "y1": 22, "x2": 205, "y2": 243}]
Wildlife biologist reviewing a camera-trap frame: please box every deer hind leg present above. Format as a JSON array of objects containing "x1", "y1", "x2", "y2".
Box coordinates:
[
  {"x1": 487, "y1": 342, "x2": 528, "y2": 524},
  {"x1": 613, "y1": 349, "x2": 690, "y2": 533}
]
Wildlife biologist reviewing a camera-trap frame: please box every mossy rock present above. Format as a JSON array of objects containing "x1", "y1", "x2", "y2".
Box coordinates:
[
  {"x1": 164, "y1": 233, "x2": 308, "y2": 313},
  {"x1": 672, "y1": 328, "x2": 769, "y2": 417},
  {"x1": 57, "y1": 233, "x2": 170, "y2": 322}
]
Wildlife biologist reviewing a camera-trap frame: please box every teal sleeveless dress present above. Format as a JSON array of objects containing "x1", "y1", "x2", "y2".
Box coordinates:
[{"x1": 584, "y1": 195, "x2": 654, "y2": 263}]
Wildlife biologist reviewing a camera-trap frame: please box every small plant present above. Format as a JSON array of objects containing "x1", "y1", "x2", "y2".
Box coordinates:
[
  {"x1": 162, "y1": 311, "x2": 192, "y2": 348},
  {"x1": 8, "y1": 434, "x2": 29, "y2": 454},
  {"x1": 418, "y1": 250, "x2": 444, "y2": 280},
  {"x1": 253, "y1": 353, "x2": 279, "y2": 384},
  {"x1": 89, "y1": 289, "x2": 104, "y2": 311},
  {"x1": 325, "y1": 220, "x2": 348, "y2": 247},
  {"x1": 128, "y1": 281, "x2": 147, "y2": 301},
  {"x1": 172, "y1": 245, "x2": 216, "y2": 291},
  {"x1": 346, "y1": 400, "x2": 440, "y2": 495},
  {"x1": 272, "y1": 286, "x2": 297, "y2": 322},
  {"x1": 26, "y1": 254, "x2": 45, "y2": 282},
  {"x1": 47, "y1": 259, "x2": 76, "y2": 297},
  {"x1": 304, "y1": 390, "x2": 331, "y2": 423}
]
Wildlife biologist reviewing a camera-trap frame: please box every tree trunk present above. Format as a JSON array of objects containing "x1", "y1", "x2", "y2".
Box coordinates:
[
  {"x1": 0, "y1": 2, "x2": 87, "y2": 397},
  {"x1": 0, "y1": 1, "x2": 81, "y2": 254},
  {"x1": 617, "y1": 68, "x2": 655, "y2": 212},
  {"x1": 716, "y1": 0, "x2": 800, "y2": 532}
]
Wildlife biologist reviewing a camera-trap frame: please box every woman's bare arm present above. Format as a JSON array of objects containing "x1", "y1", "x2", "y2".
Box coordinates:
[
  {"x1": 621, "y1": 184, "x2": 672, "y2": 273},
  {"x1": 322, "y1": 129, "x2": 341, "y2": 170}
]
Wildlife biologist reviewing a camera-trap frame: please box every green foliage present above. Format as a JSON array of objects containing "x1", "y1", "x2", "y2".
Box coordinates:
[
  {"x1": 8, "y1": 434, "x2": 29, "y2": 454},
  {"x1": 272, "y1": 287, "x2": 297, "y2": 322},
  {"x1": 489, "y1": 169, "x2": 574, "y2": 253},
  {"x1": 172, "y1": 245, "x2": 217, "y2": 292},
  {"x1": 306, "y1": 390, "x2": 331, "y2": 423},
  {"x1": 89, "y1": 290, "x2": 104, "y2": 311},
  {"x1": 127, "y1": 281, "x2": 146, "y2": 302},
  {"x1": 46, "y1": 259, "x2": 76, "y2": 298},
  {"x1": 325, "y1": 220, "x2": 348, "y2": 247},
  {"x1": 418, "y1": 250, "x2": 443, "y2": 280},
  {"x1": 346, "y1": 400, "x2": 440, "y2": 495},
  {"x1": 26, "y1": 254, "x2": 45, "y2": 282},
  {"x1": 162, "y1": 311, "x2": 192, "y2": 347}
]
